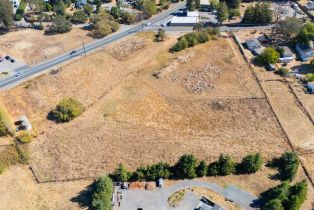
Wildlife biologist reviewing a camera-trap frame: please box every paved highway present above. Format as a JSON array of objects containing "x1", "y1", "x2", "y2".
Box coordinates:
[{"x1": 0, "y1": 1, "x2": 186, "y2": 90}]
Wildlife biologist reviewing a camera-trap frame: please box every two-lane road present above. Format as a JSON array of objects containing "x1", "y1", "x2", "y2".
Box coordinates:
[{"x1": 0, "y1": 1, "x2": 186, "y2": 90}]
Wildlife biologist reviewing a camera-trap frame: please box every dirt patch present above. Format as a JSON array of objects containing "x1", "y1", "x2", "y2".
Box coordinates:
[{"x1": 0, "y1": 28, "x2": 93, "y2": 64}]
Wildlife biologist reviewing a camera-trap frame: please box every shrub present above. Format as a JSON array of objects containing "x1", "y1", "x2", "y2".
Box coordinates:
[
  {"x1": 285, "y1": 180, "x2": 308, "y2": 210},
  {"x1": 196, "y1": 160, "x2": 207, "y2": 177},
  {"x1": 207, "y1": 162, "x2": 219, "y2": 176},
  {"x1": 261, "y1": 181, "x2": 290, "y2": 202},
  {"x1": 278, "y1": 68, "x2": 289, "y2": 77},
  {"x1": 171, "y1": 36, "x2": 188, "y2": 52},
  {"x1": 278, "y1": 151, "x2": 299, "y2": 181},
  {"x1": 174, "y1": 154, "x2": 198, "y2": 178},
  {"x1": 305, "y1": 73, "x2": 314, "y2": 82},
  {"x1": 0, "y1": 163, "x2": 6, "y2": 174},
  {"x1": 238, "y1": 153, "x2": 263, "y2": 174},
  {"x1": 38, "y1": 24, "x2": 44, "y2": 30},
  {"x1": 196, "y1": 32, "x2": 209, "y2": 43},
  {"x1": 15, "y1": 0, "x2": 26, "y2": 21},
  {"x1": 216, "y1": 154, "x2": 236, "y2": 176},
  {"x1": 0, "y1": 105, "x2": 13, "y2": 136},
  {"x1": 146, "y1": 162, "x2": 172, "y2": 180},
  {"x1": 257, "y1": 47, "x2": 280, "y2": 64},
  {"x1": 16, "y1": 131, "x2": 33, "y2": 143},
  {"x1": 71, "y1": 10, "x2": 88, "y2": 24},
  {"x1": 121, "y1": 11, "x2": 135, "y2": 24},
  {"x1": 50, "y1": 97, "x2": 83, "y2": 122},
  {"x1": 142, "y1": 0, "x2": 157, "y2": 18},
  {"x1": 92, "y1": 175, "x2": 113, "y2": 210},
  {"x1": 84, "y1": 4, "x2": 93, "y2": 16},
  {"x1": 185, "y1": 33, "x2": 199, "y2": 47},
  {"x1": 113, "y1": 163, "x2": 129, "y2": 182},
  {"x1": 263, "y1": 199, "x2": 284, "y2": 210},
  {"x1": 155, "y1": 28, "x2": 166, "y2": 42}
]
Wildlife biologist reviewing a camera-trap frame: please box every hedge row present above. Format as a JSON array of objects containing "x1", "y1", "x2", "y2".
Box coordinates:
[
  {"x1": 111, "y1": 153, "x2": 264, "y2": 182},
  {"x1": 261, "y1": 180, "x2": 308, "y2": 210}
]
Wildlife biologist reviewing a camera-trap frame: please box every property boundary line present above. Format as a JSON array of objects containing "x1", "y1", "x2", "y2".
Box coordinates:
[{"x1": 232, "y1": 33, "x2": 314, "y2": 188}]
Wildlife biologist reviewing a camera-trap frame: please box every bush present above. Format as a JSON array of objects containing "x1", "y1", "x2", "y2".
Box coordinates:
[
  {"x1": 46, "y1": 15, "x2": 72, "y2": 34},
  {"x1": 84, "y1": 4, "x2": 93, "y2": 16},
  {"x1": 113, "y1": 163, "x2": 129, "y2": 182},
  {"x1": 263, "y1": 199, "x2": 284, "y2": 210},
  {"x1": 286, "y1": 180, "x2": 308, "y2": 210},
  {"x1": 261, "y1": 181, "x2": 290, "y2": 202},
  {"x1": 196, "y1": 160, "x2": 207, "y2": 177},
  {"x1": 142, "y1": 0, "x2": 157, "y2": 18},
  {"x1": 207, "y1": 162, "x2": 219, "y2": 176},
  {"x1": 277, "y1": 68, "x2": 289, "y2": 77},
  {"x1": 216, "y1": 154, "x2": 236, "y2": 176},
  {"x1": 16, "y1": 131, "x2": 33, "y2": 143},
  {"x1": 146, "y1": 162, "x2": 172, "y2": 180},
  {"x1": 92, "y1": 175, "x2": 113, "y2": 210},
  {"x1": 238, "y1": 153, "x2": 263, "y2": 174},
  {"x1": 0, "y1": 105, "x2": 13, "y2": 136},
  {"x1": 38, "y1": 24, "x2": 44, "y2": 30},
  {"x1": 155, "y1": 28, "x2": 166, "y2": 42},
  {"x1": 278, "y1": 151, "x2": 299, "y2": 181},
  {"x1": 121, "y1": 11, "x2": 136, "y2": 24},
  {"x1": 174, "y1": 154, "x2": 198, "y2": 179},
  {"x1": 50, "y1": 97, "x2": 83, "y2": 122},
  {"x1": 305, "y1": 73, "x2": 314, "y2": 82},
  {"x1": 171, "y1": 36, "x2": 188, "y2": 52},
  {"x1": 185, "y1": 33, "x2": 199, "y2": 47},
  {"x1": 71, "y1": 11, "x2": 88, "y2": 24},
  {"x1": 196, "y1": 32, "x2": 209, "y2": 43},
  {"x1": 256, "y1": 47, "x2": 280, "y2": 64}
]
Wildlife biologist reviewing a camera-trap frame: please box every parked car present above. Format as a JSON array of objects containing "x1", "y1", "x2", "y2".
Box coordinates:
[
  {"x1": 70, "y1": 50, "x2": 77, "y2": 55},
  {"x1": 10, "y1": 59, "x2": 15, "y2": 63},
  {"x1": 146, "y1": 22, "x2": 151, "y2": 26},
  {"x1": 0, "y1": 57, "x2": 3, "y2": 62},
  {"x1": 266, "y1": 63, "x2": 276, "y2": 71},
  {"x1": 5, "y1": 55, "x2": 10, "y2": 60}
]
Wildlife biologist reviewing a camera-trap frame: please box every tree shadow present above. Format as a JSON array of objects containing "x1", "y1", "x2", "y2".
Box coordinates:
[{"x1": 70, "y1": 182, "x2": 95, "y2": 209}]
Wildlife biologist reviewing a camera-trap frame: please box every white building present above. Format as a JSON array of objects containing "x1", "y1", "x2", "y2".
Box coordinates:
[
  {"x1": 170, "y1": 16, "x2": 199, "y2": 27},
  {"x1": 10, "y1": 0, "x2": 20, "y2": 8}
]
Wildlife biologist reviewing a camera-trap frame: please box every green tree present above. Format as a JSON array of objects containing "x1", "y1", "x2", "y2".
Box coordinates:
[
  {"x1": 225, "y1": 0, "x2": 241, "y2": 9},
  {"x1": 174, "y1": 154, "x2": 198, "y2": 178},
  {"x1": 71, "y1": 10, "x2": 88, "y2": 23},
  {"x1": 298, "y1": 21, "x2": 314, "y2": 44},
  {"x1": 114, "y1": 163, "x2": 129, "y2": 182},
  {"x1": 121, "y1": 11, "x2": 135, "y2": 24},
  {"x1": 155, "y1": 28, "x2": 166, "y2": 42},
  {"x1": 278, "y1": 151, "x2": 299, "y2": 181},
  {"x1": 110, "y1": 6, "x2": 122, "y2": 19},
  {"x1": 142, "y1": 0, "x2": 157, "y2": 18},
  {"x1": 50, "y1": 97, "x2": 83, "y2": 122},
  {"x1": 263, "y1": 199, "x2": 284, "y2": 210},
  {"x1": 0, "y1": 0, "x2": 13, "y2": 29},
  {"x1": 217, "y1": 2, "x2": 229, "y2": 24},
  {"x1": 262, "y1": 181, "x2": 290, "y2": 202},
  {"x1": 84, "y1": 3, "x2": 93, "y2": 16},
  {"x1": 92, "y1": 175, "x2": 113, "y2": 210},
  {"x1": 239, "y1": 153, "x2": 263, "y2": 174},
  {"x1": 196, "y1": 160, "x2": 207, "y2": 177},
  {"x1": 228, "y1": 8, "x2": 240, "y2": 19},
  {"x1": 242, "y1": 3, "x2": 272, "y2": 24},
  {"x1": 275, "y1": 17, "x2": 303, "y2": 42},
  {"x1": 207, "y1": 162, "x2": 219, "y2": 176},
  {"x1": 216, "y1": 154, "x2": 236, "y2": 176},
  {"x1": 185, "y1": 33, "x2": 199, "y2": 47},
  {"x1": 54, "y1": 0, "x2": 65, "y2": 15},
  {"x1": 186, "y1": 0, "x2": 196, "y2": 11},
  {"x1": 146, "y1": 162, "x2": 172, "y2": 180},
  {"x1": 257, "y1": 47, "x2": 280, "y2": 64},
  {"x1": 196, "y1": 32, "x2": 209, "y2": 43}
]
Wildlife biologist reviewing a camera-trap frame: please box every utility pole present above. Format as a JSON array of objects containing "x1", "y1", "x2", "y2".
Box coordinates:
[{"x1": 82, "y1": 41, "x2": 86, "y2": 56}]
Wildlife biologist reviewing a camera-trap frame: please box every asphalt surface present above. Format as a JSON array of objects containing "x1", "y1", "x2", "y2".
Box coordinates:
[{"x1": 0, "y1": 1, "x2": 186, "y2": 90}]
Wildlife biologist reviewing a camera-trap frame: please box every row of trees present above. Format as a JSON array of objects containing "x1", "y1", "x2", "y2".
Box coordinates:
[
  {"x1": 111, "y1": 153, "x2": 264, "y2": 183},
  {"x1": 242, "y1": 2, "x2": 273, "y2": 24},
  {"x1": 171, "y1": 27, "x2": 220, "y2": 52},
  {"x1": 261, "y1": 180, "x2": 308, "y2": 210}
]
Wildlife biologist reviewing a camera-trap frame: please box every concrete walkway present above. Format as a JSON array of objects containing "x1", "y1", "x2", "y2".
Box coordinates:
[{"x1": 120, "y1": 180, "x2": 259, "y2": 210}]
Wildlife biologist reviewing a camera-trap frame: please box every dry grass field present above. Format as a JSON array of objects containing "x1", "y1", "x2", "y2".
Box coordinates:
[
  {"x1": 0, "y1": 33, "x2": 291, "y2": 182},
  {"x1": 0, "y1": 28, "x2": 93, "y2": 64}
]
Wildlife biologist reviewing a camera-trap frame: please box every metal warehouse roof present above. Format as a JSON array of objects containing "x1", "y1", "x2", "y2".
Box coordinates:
[{"x1": 171, "y1": 16, "x2": 199, "y2": 24}]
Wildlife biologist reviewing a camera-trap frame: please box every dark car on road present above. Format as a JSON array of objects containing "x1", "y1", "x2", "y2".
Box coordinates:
[
  {"x1": 70, "y1": 50, "x2": 77, "y2": 55},
  {"x1": 10, "y1": 59, "x2": 15, "y2": 63},
  {"x1": 5, "y1": 55, "x2": 10, "y2": 60},
  {"x1": 0, "y1": 57, "x2": 3, "y2": 62}
]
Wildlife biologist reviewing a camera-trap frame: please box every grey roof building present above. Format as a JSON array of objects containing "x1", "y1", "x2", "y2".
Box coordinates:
[{"x1": 296, "y1": 44, "x2": 314, "y2": 61}]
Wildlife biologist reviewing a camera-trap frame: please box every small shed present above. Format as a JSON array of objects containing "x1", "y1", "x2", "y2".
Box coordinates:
[
  {"x1": 279, "y1": 46, "x2": 293, "y2": 63},
  {"x1": 245, "y1": 39, "x2": 262, "y2": 55},
  {"x1": 16, "y1": 116, "x2": 32, "y2": 131},
  {"x1": 296, "y1": 44, "x2": 314, "y2": 61},
  {"x1": 157, "y1": 178, "x2": 163, "y2": 188}
]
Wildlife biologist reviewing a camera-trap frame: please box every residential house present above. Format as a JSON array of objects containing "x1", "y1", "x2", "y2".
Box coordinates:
[
  {"x1": 279, "y1": 46, "x2": 294, "y2": 63},
  {"x1": 245, "y1": 39, "x2": 262, "y2": 55},
  {"x1": 200, "y1": 0, "x2": 210, "y2": 11},
  {"x1": 296, "y1": 44, "x2": 314, "y2": 61}
]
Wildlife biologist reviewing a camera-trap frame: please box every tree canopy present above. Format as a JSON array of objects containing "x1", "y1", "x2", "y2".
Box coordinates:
[
  {"x1": 275, "y1": 17, "x2": 303, "y2": 42},
  {"x1": 242, "y1": 2, "x2": 272, "y2": 24},
  {"x1": 217, "y1": 2, "x2": 229, "y2": 24},
  {"x1": 0, "y1": 0, "x2": 14, "y2": 29},
  {"x1": 256, "y1": 47, "x2": 280, "y2": 64},
  {"x1": 50, "y1": 97, "x2": 83, "y2": 122}
]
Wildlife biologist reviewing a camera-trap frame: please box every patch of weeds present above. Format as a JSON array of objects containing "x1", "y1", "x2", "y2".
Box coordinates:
[
  {"x1": 168, "y1": 189, "x2": 186, "y2": 207},
  {"x1": 15, "y1": 131, "x2": 33, "y2": 143},
  {"x1": 16, "y1": 144, "x2": 30, "y2": 164}
]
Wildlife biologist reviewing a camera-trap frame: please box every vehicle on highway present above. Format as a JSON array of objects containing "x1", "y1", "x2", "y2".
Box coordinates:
[
  {"x1": 5, "y1": 55, "x2": 10, "y2": 60},
  {"x1": 15, "y1": 72, "x2": 22, "y2": 77},
  {"x1": 70, "y1": 50, "x2": 77, "y2": 55},
  {"x1": 10, "y1": 59, "x2": 15, "y2": 63},
  {"x1": 146, "y1": 22, "x2": 152, "y2": 26},
  {"x1": 0, "y1": 57, "x2": 3, "y2": 62}
]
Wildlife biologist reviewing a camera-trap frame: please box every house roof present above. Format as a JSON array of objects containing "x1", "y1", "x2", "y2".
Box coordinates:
[
  {"x1": 282, "y1": 46, "x2": 293, "y2": 58},
  {"x1": 171, "y1": 16, "x2": 199, "y2": 24},
  {"x1": 245, "y1": 39, "x2": 261, "y2": 48},
  {"x1": 296, "y1": 44, "x2": 312, "y2": 53},
  {"x1": 187, "y1": 11, "x2": 199, "y2": 17},
  {"x1": 200, "y1": 0, "x2": 210, "y2": 5}
]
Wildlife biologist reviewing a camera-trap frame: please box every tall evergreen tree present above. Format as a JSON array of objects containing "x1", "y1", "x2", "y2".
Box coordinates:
[{"x1": 0, "y1": 0, "x2": 13, "y2": 29}]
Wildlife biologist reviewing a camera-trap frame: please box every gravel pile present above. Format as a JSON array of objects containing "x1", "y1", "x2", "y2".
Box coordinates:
[
  {"x1": 184, "y1": 64, "x2": 222, "y2": 93},
  {"x1": 110, "y1": 39, "x2": 146, "y2": 59}
]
